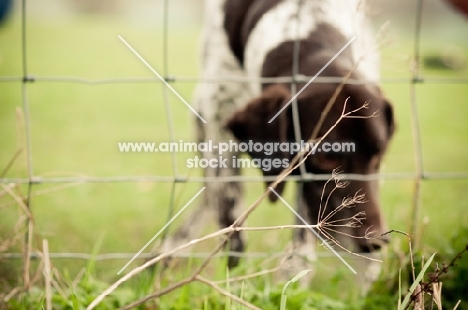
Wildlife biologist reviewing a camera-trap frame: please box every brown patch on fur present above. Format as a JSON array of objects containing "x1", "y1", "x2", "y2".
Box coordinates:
[{"x1": 226, "y1": 59, "x2": 394, "y2": 252}]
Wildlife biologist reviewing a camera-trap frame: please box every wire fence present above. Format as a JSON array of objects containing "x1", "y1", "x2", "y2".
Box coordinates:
[{"x1": 1, "y1": 0, "x2": 467, "y2": 263}]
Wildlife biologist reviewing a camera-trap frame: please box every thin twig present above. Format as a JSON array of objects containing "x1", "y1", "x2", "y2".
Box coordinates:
[
  {"x1": 50, "y1": 269, "x2": 68, "y2": 300},
  {"x1": 0, "y1": 149, "x2": 22, "y2": 179},
  {"x1": 87, "y1": 99, "x2": 372, "y2": 309},
  {"x1": 27, "y1": 259, "x2": 44, "y2": 290},
  {"x1": 195, "y1": 275, "x2": 262, "y2": 310},
  {"x1": 0, "y1": 182, "x2": 84, "y2": 210},
  {"x1": 117, "y1": 278, "x2": 193, "y2": 310},
  {"x1": 0, "y1": 215, "x2": 27, "y2": 252},
  {"x1": 3, "y1": 287, "x2": 22, "y2": 302},
  {"x1": 318, "y1": 174, "x2": 334, "y2": 222},
  {"x1": 213, "y1": 266, "x2": 282, "y2": 284},
  {"x1": 317, "y1": 228, "x2": 382, "y2": 262},
  {"x1": 22, "y1": 220, "x2": 33, "y2": 290},
  {"x1": 0, "y1": 183, "x2": 17, "y2": 199},
  {"x1": 72, "y1": 268, "x2": 86, "y2": 287},
  {"x1": 88, "y1": 224, "x2": 307, "y2": 309},
  {"x1": 0, "y1": 184, "x2": 33, "y2": 221},
  {"x1": 42, "y1": 240, "x2": 52, "y2": 310}
]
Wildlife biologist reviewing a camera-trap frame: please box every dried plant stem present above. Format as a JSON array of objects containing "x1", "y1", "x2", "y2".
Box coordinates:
[
  {"x1": 117, "y1": 278, "x2": 193, "y2": 310},
  {"x1": 0, "y1": 183, "x2": 17, "y2": 199},
  {"x1": 195, "y1": 275, "x2": 262, "y2": 310},
  {"x1": 0, "y1": 148, "x2": 22, "y2": 178},
  {"x1": 0, "y1": 214, "x2": 26, "y2": 252},
  {"x1": 50, "y1": 271, "x2": 68, "y2": 301},
  {"x1": 310, "y1": 63, "x2": 357, "y2": 140},
  {"x1": 4, "y1": 258, "x2": 46, "y2": 302},
  {"x1": 28, "y1": 259, "x2": 45, "y2": 289},
  {"x1": 89, "y1": 225, "x2": 319, "y2": 309},
  {"x1": 432, "y1": 282, "x2": 442, "y2": 310},
  {"x1": 317, "y1": 228, "x2": 382, "y2": 262},
  {"x1": 214, "y1": 266, "x2": 282, "y2": 284},
  {"x1": 22, "y1": 219, "x2": 33, "y2": 290},
  {"x1": 14, "y1": 106, "x2": 35, "y2": 293},
  {"x1": 0, "y1": 184, "x2": 33, "y2": 221},
  {"x1": 3, "y1": 287, "x2": 22, "y2": 302},
  {"x1": 3, "y1": 182, "x2": 35, "y2": 292},
  {"x1": 87, "y1": 100, "x2": 369, "y2": 310},
  {"x1": 0, "y1": 182, "x2": 83, "y2": 210},
  {"x1": 42, "y1": 239, "x2": 52, "y2": 310}
]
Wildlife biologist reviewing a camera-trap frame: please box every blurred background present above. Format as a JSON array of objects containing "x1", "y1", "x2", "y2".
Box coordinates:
[{"x1": 0, "y1": 0, "x2": 467, "y2": 308}]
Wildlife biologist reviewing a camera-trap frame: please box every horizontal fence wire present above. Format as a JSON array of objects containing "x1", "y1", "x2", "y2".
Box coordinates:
[
  {"x1": 2, "y1": 171, "x2": 468, "y2": 185},
  {"x1": 0, "y1": 251, "x2": 387, "y2": 261},
  {"x1": 1, "y1": 75, "x2": 468, "y2": 85}
]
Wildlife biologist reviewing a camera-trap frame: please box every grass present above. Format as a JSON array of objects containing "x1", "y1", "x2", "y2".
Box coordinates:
[{"x1": 1, "y1": 5, "x2": 468, "y2": 309}]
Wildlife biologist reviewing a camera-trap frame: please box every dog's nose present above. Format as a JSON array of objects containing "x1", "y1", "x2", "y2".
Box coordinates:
[{"x1": 358, "y1": 234, "x2": 390, "y2": 253}]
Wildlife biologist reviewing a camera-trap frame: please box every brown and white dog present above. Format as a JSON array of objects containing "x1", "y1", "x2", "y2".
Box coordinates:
[{"x1": 163, "y1": 0, "x2": 394, "y2": 283}]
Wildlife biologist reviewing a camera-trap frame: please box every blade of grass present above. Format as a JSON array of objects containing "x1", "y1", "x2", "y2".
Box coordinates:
[
  {"x1": 240, "y1": 281, "x2": 245, "y2": 310},
  {"x1": 398, "y1": 268, "x2": 402, "y2": 310},
  {"x1": 86, "y1": 233, "x2": 104, "y2": 275},
  {"x1": 400, "y1": 252, "x2": 436, "y2": 309},
  {"x1": 225, "y1": 267, "x2": 230, "y2": 310},
  {"x1": 71, "y1": 289, "x2": 80, "y2": 310},
  {"x1": 280, "y1": 269, "x2": 312, "y2": 310}
]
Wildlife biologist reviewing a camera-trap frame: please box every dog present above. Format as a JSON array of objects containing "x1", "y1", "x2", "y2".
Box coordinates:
[{"x1": 162, "y1": 0, "x2": 394, "y2": 280}]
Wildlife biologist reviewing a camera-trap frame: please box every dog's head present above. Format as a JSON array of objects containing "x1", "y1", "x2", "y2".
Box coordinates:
[{"x1": 225, "y1": 74, "x2": 394, "y2": 252}]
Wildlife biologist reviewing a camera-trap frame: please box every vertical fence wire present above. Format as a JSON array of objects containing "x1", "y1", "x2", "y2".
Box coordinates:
[
  {"x1": 159, "y1": 0, "x2": 179, "y2": 243},
  {"x1": 290, "y1": 0, "x2": 307, "y2": 243},
  {"x1": 160, "y1": 0, "x2": 179, "y2": 178},
  {"x1": 20, "y1": 0, "x2": 34, "y2": 288},
  {"x1": 409, "y1": 0, "x2": 426, "y2": 250},
  {"x1": 291, "y1": 0, "x2": 308, "y2": 178}
]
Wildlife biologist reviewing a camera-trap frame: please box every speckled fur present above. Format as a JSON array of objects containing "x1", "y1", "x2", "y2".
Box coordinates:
[{"x1": 163, "y1": 0, "x2": 384, "y2": 281}]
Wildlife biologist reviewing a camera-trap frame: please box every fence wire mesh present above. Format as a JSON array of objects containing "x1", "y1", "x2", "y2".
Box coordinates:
[{"x1": 1, "y1": 0, "x2": 467, "y2": 263}]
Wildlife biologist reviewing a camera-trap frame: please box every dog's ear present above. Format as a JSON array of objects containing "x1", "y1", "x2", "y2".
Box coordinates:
[
  {"x1": 226, "y1": 84, "x2": 291, "y2": 142},
  {"x1": 225, "y1": 84, "x2": 292, "y2": 202}
]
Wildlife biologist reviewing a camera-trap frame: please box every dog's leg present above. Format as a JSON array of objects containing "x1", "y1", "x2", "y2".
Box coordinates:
[
  {"x1": 213, "y1": 133, "x2": 244, "y2": 268},
  {"x1": 157, "y1": 117, "x2": 211, "y2": 255},
  {"x1": 199, "y1": 81, "x2": 249, "y2": 268},
  {"x1": 160, "y1": 79, "x2": 250, "y2": 266},
  {"x1": 278, "y1": 183, "x2": 316, "y2": 285},
  {"x1": 160, "y1": 0, "x2": 252, "y2": 266}
]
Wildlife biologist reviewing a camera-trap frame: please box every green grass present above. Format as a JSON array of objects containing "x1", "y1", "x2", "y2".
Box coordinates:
[{"x1": 1, "y1": 7, "x2": 468, "y2": 310}]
